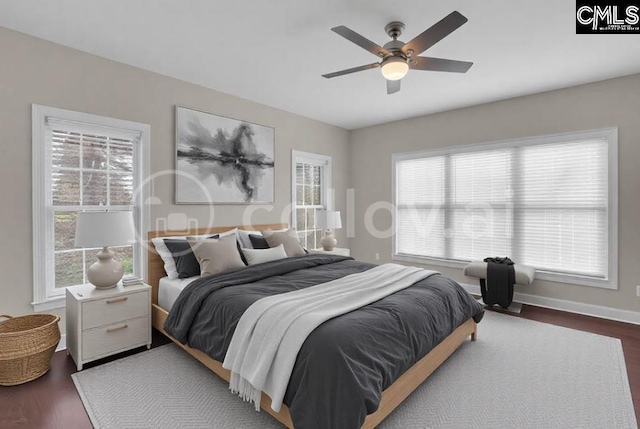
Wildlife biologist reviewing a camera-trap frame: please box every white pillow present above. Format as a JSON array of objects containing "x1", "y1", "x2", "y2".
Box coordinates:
[
  {"x1": 151, "y1": 228, "x2": 237, "y2": 279},
  {"x1": 241, "y1": 244, "x2": 288, "y2": 265}
]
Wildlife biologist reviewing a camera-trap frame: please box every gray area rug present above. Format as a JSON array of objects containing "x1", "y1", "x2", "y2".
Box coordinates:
[{"x1": 72, "y1": 311, "x2": 637, "y2": 428}]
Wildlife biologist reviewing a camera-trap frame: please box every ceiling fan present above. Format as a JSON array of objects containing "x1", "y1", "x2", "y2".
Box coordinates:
[{"x1": 322, "y1": 11, "x2": 473, "y2": 95}]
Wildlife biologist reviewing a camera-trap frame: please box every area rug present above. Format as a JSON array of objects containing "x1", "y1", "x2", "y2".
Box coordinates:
[{"x1": 72, "y1": 311, "x2": 637, "y2": 428}]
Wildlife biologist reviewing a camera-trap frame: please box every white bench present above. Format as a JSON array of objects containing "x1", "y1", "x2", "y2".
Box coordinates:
[{"x1": 463, "y1": 261, "x2": 536, "y2": 313}]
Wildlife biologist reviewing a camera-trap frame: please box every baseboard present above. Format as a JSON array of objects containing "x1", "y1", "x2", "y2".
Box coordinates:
[
  {"x1": 56, "y1": 334, "x2": 66, "y2": 352},
  {"x1": 460, "y1": 283, "x2": 640, "y2": 325}
]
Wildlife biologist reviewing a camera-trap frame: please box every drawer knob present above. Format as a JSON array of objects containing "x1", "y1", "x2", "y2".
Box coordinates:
[
  {"x1": 106, "y1": 297, "x2": 128, "y2": 304},
  {"x1": 106, "y1": 324, "x2": 128, "y2": 332}
]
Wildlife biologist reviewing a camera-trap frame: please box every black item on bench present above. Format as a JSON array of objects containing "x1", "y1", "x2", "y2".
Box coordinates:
[{"x1": 480, "y1": 257, "x2": 515, "y2": 309}]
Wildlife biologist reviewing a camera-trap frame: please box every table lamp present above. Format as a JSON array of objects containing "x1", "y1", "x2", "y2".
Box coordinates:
[
  {"x1": 316, "y1": 210, "x2": 342, "y2": 251},
  {"x1": 74, "y1": 211, "x2": 135, "y2": 289}
]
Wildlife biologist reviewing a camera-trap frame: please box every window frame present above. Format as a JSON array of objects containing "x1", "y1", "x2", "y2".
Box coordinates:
[
  {"x1": 392, "y1": 128, "x2": 618, "y2": 290},
  {"x1": 32, "y1": 105, "x2": 150, "y2": 310},
  {"x1": 291, "y1": 150, "x2": 332, "y2": 250}
]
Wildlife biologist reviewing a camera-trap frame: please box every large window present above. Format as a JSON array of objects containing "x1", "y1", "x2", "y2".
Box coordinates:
[
  {"x1": 32, "y1": 105, "x2": 149, "y2": 310},
  {"x1": 291, "y1": 150, "x2": 332, "y2": 249},
  {"x1": 393, "y1": 129, "x2": 617, "y2": 289}
]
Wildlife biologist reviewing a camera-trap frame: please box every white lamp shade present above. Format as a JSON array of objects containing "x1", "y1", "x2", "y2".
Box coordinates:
[
  {"x1": 74, "y1": 211, "x2": 135, "y2": 248},
  {"x1": 316, "y1": 211, "x2": 342, "y2": 230}
]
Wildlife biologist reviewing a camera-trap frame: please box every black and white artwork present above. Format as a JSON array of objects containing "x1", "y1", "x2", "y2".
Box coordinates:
[{"x1": 176, "y1": 107, "x2": 275, "y2": 204}]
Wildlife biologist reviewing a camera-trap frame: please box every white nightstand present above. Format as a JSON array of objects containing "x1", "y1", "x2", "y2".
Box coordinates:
[
  {"x1": 66, "y1": 282, "x2": 152, "y2": 370},
  {"x1": 309, "y1": 247, "x2": 351, "y2": 257}
]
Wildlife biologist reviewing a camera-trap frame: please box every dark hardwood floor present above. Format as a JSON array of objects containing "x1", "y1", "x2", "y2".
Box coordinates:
[
  {"x1": 0, "y1": 306, "x2": 637, "y2": 428},
  {"x1": 0, "y1": 330, "x2": 171, "y2": 429}
]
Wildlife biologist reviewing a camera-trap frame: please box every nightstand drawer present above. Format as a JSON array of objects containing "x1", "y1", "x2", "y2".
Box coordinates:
[
  {"x1": 82, "y1": 316, "x2": 149, "y2": 360},
  {"x1": 82, "y1": 291, "x2": 149, "y2": 330}
]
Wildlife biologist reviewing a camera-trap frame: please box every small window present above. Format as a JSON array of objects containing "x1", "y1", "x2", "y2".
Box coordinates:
[
  {"x1": 393, "y1": 128, "x2": 618, "y2": 289},
  {"x1": 291, "y1": 151, "x2": 332, "y2": 249},
  {"x1": 32, "y1": 105, "x2": 150, "y2": 310}
]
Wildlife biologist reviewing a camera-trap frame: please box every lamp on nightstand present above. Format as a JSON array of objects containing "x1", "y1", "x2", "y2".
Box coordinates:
[
  {"x1": 316, "y1": 210, "x2": 342, "y2": 251},
  {"x1": 74, "y1": 211, "x2": 135, "y2": 289}
]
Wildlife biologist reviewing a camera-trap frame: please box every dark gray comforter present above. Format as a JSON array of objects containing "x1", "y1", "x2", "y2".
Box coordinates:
[{"x1": 165, "y1": 255, "x2": 484, "y2": 429}]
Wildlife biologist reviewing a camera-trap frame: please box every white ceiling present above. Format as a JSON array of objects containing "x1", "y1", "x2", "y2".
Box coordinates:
[{"x1": 1, "y1": 0, "x2": 640, "y2": 129}]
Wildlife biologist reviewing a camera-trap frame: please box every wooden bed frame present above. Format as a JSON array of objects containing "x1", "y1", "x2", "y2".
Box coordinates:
[{"x1": 148, "y1": 223, "x2": 477, "y2": 429}]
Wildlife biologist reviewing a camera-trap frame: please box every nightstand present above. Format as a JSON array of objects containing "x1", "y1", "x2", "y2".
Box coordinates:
[
  {"x1": 309, "y1": 247, "x2": 351, "y2": 257},
  {"x1": 66, "y1": 282, "x2": 151, "y2": 370}
]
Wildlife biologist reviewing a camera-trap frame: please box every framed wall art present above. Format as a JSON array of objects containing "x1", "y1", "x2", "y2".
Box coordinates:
[{"x1": 175, "y1": 106, "x2": 275, "y2": 204}]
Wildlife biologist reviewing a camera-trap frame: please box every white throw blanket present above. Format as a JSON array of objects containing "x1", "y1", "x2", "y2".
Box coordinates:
[{"x1": 222, "y1": 263, "x2": 439, "y2": 412}]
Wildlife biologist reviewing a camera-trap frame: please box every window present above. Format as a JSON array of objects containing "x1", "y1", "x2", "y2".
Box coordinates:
[
  {"x1": 32, "y1": 105, "x2": 149, "y2": 310},
  {"x1": 291, "y1": 150, "x2": 332, "y2": 249},
  {"x1": 393, "y1": 128, "x2": 617, "y2": 289}
]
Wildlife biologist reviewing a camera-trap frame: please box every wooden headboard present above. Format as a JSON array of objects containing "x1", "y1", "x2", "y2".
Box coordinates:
[{"x1": 147, "y1": 223, "x2": 288, "y2": 305}]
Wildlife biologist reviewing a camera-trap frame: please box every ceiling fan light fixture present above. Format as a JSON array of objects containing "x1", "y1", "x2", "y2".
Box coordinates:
[
  {"x1": 380, "y1": 57, "x2": 409, "y2": 81},
  {"x1": 324, "y1": 12, "x2": 471, "y2": 94}
]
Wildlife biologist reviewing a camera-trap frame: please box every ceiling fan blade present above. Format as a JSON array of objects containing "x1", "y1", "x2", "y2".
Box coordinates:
[
  {"x1": 410, "y1": 56, "x2": 473, "y2": 73},
  {"x1": 387, "y1": 79, "x2": 401, "y2": 95},
  {"x1": 322, "y1": 63, "x2": 380, "y2": 79},
  {"x1": 331, "y1": 26, "x2": 389, "y2": 57},
  {"x1": 402, "y1": 11, "x2": 468, "y2": 56}
]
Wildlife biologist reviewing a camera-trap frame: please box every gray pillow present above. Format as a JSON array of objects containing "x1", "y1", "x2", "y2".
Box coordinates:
[
  {"x1": 188, "y1": 235, "x2": 246, "y2": 277},
  {"x1": 261, "y1": 228, "x2": 306, "y2": 257}
]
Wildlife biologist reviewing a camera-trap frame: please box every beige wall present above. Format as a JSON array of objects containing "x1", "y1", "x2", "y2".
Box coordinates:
[
  {"x1": 1, "y1": 25, "x2": 638, "y2": 336},
  {"x1": 0, "y1": 27, "x2": 350, "y2": 333},
  {"x1": 349, "y1": 73, "x2": 640, "y2": 312}
]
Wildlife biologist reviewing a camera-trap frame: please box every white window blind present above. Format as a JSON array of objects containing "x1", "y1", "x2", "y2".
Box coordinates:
[
  {"x1": 449, "y1": 148, "x2": 514, "y2": 262},
  {"x1": 396, "y1": 157, "x2": 446, "y2": 259},
  {"x1": 517, "y1": 140, "x2": 608, "y2": 277},
  {"x1": 393, "y1": 129, "x2": 617, "y2": 289}
]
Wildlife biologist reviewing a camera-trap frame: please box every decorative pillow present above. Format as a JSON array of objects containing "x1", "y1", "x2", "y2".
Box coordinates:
[
  {"x1": 261, "y1": 228, "x2": 306, "y2": 257},
  {"x1": 238, "y1": 228, "x2": 288, "y2": 249},
  {"x1": 201, "y1": 234, "x2": 248, "y2": 265},
  {"x1": 241, "y1": 244, "x2": 288, "y2": 265},
  {"x1": 249, "y1": 234, "x2": 270, "y2": 249},
  {"x1": 151, "y1": 236, "x2": 183, "y2": 279},
  {"x1": 163, "y1": 239, "x2": 203, "y2": 279},
  {"x1": 151, "y1": 228, "x2": 237, "y2": 279},
  {"x1": 237, "y1": 230, "x2": 262, "y2": 249},
  {"x1": 188, "y1": 235, "x2": 246, "y2": 277}
]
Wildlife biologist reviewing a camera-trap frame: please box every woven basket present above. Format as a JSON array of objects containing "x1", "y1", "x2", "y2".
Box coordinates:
[{"x1": 0, "y1": 314, "x2": 61, "y2": 386}]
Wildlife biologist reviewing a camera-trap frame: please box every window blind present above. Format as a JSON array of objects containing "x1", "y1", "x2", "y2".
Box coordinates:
[
  {"x1": 394, "y1": 134, "x2": 612, "y2": 282},
  {"x1": 516, "y1": 140, "x2": 608, "y2": 277},
  {"x1": 396, "y1": 157, "x2": 445, "y2": 258}
]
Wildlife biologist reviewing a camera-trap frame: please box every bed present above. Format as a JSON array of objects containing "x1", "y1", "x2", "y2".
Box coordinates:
[{"x1": 148, "y1": 224, "x2": 483, "y2": 429}]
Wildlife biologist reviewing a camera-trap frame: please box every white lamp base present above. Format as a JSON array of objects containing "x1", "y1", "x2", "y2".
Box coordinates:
[
  {"x1": 320, "y1": 230, "x2": 338, "y2": 251},
  {"x1": 87, "y1": 247, "x2": 124, "y2": 289}
]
